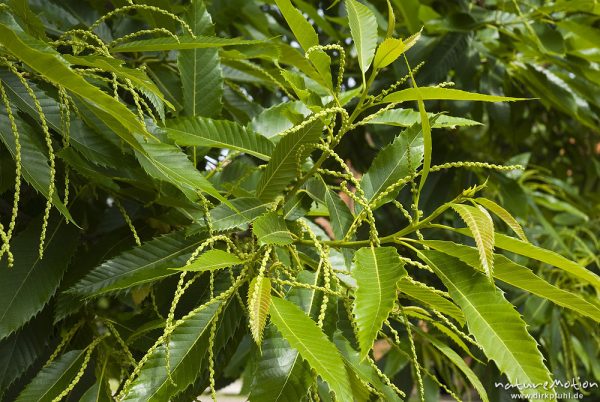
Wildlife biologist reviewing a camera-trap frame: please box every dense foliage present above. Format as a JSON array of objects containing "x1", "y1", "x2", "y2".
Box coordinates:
[{"x1": 0, "y1": 0, "x2": 598, "y2": 401}]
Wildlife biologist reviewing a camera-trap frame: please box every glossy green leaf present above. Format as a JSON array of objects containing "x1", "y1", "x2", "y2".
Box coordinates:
[
  {"x1": 373, "y1": 30, "x2": 420, "y2": 70},
  {"x1": 253, "y1": 212, "x2": 294, "y2": 245},
  {"x1": 0, "y1": 314, "x2": 50, "y2": 393},
  {"x1": 0, "y1": 107, "x2": 74, "y2": 223},
  {"x1": 166, "y1": 116, "x2": 274, "y2": 161},
  {"x1": 352, "y1": 246, "x2": 407, "y2": 358},
  {"x1": 209, "y1": 197, "x2": 272, "y2": 231},
  {"x1": 333, "y1": 332, "x2": 403, "y2": 401},
  {"x1": 474, "y1": 198, "x2": 527, "y2": 241},
  {"x1": 269, "y1": 297, "x2": 352, "y2": 402},
  {"x1": 109, "y1": 36, "x2": 259, "y2": 53},
  {"x1": 311, "y1": 176, "x2": 354, "y2": 241},
  {"x1": 0, "y1": 70, "x2": 127, "y2": 169},
  {"x1": 423, "y1": 251, "x2": 555, "y2": 401},
  {"x1": 62, "y1": 54, "x2": 174, "y2": 112},
  {"x1": 368, "y1": 108, "x2": 481, "y2": 128},
  {"x1": 423, "y1": 240, "x2": 600, "y2": 322},
  {"x1": 173, "y1": 249, "x2": 242, "y2": 272},
  {"x1": 16, "y1": 349, "x2": 86, "y2": 402},
  {"x1": 69, "y1": 231, "x2": 203, "y2": 297},
  {"x1": 249, "y1": 325, "x2": 312, "y2": 402},
  {"x1": 136, "y1": 140, "x2": 227, "y2": 204},
  {"x1": 558, "y1": 20, "x2": 600, "y2": 47},
  {"x1": 456, "y1": 229, "x2": 600, "y2": 291},
  {"x1": 346, "y1": 0, "x2": 378, "y2": 78},
  {"x1": 0, "y1": 218, "x2": 78, "y2": 340},
  {"x1": 121, "y1": 302, "x2": 222, "y2": 400},
  {"x1": 273, "y1": 0, "x2": 332, "y2": 89},
  {"x1": 360, "y1": 120, "x2": 427, "y2": 206},
  {"x1": 249, "y1": 271, "x2": 325, "y2": 401},
  {"x1": 396, "y1": 278, "x2": 465, "y2": 325},
  {"x1": 451, "y1": 203, "x2": 495, "y2": 278},
  {"x1": 415, "y1": 328, "x2": 489, "y2": 402},
  {"x1": 381, "y1": 87, "x2": 526, "y2": 104},
  {"x1": 178, "y1": 0, "x2": 223, "y2": 117},
  {"x1": 0, "y1": 23, "x2": 149, "y2": 151},
  {"x1": 249, "y1": 277, "x2": 272, "y2": 345},
  {"x1": 274, "y1": 0, "x2": 318, "y2": 51},
  {"x1": 256, "y1": 119, "x2": 323, "y2": 201}
]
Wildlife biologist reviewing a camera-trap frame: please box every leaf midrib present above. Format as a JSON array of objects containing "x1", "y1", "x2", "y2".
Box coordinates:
[
  {"x1": 436, "y1": 267, "x2": 544, "y2": 387},
  {"x1": 271, "y1": 303, "x2": 339, "y2": 387},
  {"x1": 75, "y1": 238, "x2": 201, "y2": 295}
]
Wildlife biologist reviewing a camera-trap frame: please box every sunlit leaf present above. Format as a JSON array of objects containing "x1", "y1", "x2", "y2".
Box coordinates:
[{"x1": 352, "y1": 246, "x2": 407, "y2": 358}]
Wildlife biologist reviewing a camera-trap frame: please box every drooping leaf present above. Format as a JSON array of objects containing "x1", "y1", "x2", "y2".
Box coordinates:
[
  {"x1": 16, "y1": 349, "x2": 86, "y2": 402},
  {"x1": 0, "y1": 70, "x2": 128, "y2": 169},
  {"x1": 0, "y1": 313, "x2": 51, "y2": 393},
  {"x1": 69, "y1": 231, "x2": 203, "y2": 297},
  {"x1": 423, "y1": 251, "x2": 555, "y2": 401},
  {"x1": 0, "y1": 107, "x2": 74, "y2": 223},
  {"x1": 333, "y1": 332, "x2": 403, "y2": 402},
  {"x1": 474, "y1": 198, "x2": 527, "y2": 241},
  {"x1": 451, "y1": 203, "x2": 495, "y2": 278},
  {"x1": 368, "y1": 108, "x2": 481, "y2": 128},
  {"x1": 166, "y1": 116, "x2": 274, "y2": 161},
  {"x1": 253, "y1": 212, "x2": 294, "y2": 245},
  {"x1": 136, "y1": 140, "x2": 227, "y2": 204},
  {"x1": 455, "y1": 229, "x2": 600, "y2": 291},
  {"x1": 352, "y1": 246, "x2": 407, "y2": 359},
  {"x1": 396, "y1": 278, "x2": 465, "y2": 325},
  {"x1": 62, "y1": 54, "x2": 174, "y2": 112},
  {"x1": 274, "y1": 0, "x2": 319, "y2": 51},
  {"x1": 404, "y1": 308, "x2": 479, "y2": 360},
  {"x1": 269, "y1": 296, "x2": 352, "y2": 401},
  {"x1": 423, "y1": 240, "x2": 600, "y2": 322},
  {"x1": 249, "y1": 270, "x2": 326, "y2": 401},
  {"x1": 120, "y1": 302, "x2": 222, "y2": 400},
  {"x1": 0, "y1": 23, "x2": 149, "y2": 151},
  {"x1": 256, "y1": 119, "x2": 323, "y2": 201},
  {"x1": 178, "y1": 0, "x2": 223, "y2": 117},
  {"x1": 313, "y1": 176, "x2": 354, "y2": 241},
  {"x1": 274, "y1": 0, "x2": 332, "y2": 89},
  {"x1": 558, "y1": 20, "x2": 600, "y2": 47},
  {"x1": 209, "y1": 197, "x2": 272, "y2": 231},
  {"x1": 79, "y1": 379, "x2": 111, "y2": 402},
  {"x1": 249, "y1": 325, "x2": 312, "y2": 402},
  {"x1": 381, "y1": 87, "x2": 526, "y2": 104},
  {"x1": 78, "y1": 355, "x2": 111, "y2": 402},
  {"x1": 109, "y1": 36, "x2": 259, "y2": 53},
  {"x1": 0, "y1": 217, "x2": 78, "y2": 340},
  {"x1": 248, "y1": 277, "x2": 272, "y2": 345},
  {"x1": 150, "y1": 293, "x2": 245, "y2": 401},
  {"x1": 414, "y1": 328, "x2": 489, "y2": 402},
  {"x1": 172, "y1": 249, "x2": 242, "y2": 272},
  {"x1": 415, "y1": 93, "x2": 431, "y2": 197},
  {"x1": 360, "y1": 120, "x2": 427, "y2": 206},
  {"x1": 346, "y1": 0, "x2": 378, "y2": 79}
]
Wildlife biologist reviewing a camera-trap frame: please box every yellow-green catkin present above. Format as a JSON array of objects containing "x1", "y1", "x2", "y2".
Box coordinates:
[
  {"x1": 208, "y1": 303, "x2": 225, "y2": 402},
  {"x1": 44, "y1": 320, "x2": 85, "y2": 368},
  {"x1": 89, "y1": 5, "x2": 195, "y2": 38},
  {"x1": 399, "y1": 307, "x2": 425, "y2": 402},
  {"x1": 58, "y1": 87, "x2": 71, "y2": 206},
  {"x1": 115, "y1": 199, "x2": 141, "y2": 246},
  {"x1": 0, "y1": 80, "x2": 21, "y2": 267},
  {"x1": 51, "y1": 334, "x2": 107, "y2": 402},
  {"x1": 3, "y1": 62, "x2": 56, "y2": 259}
]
